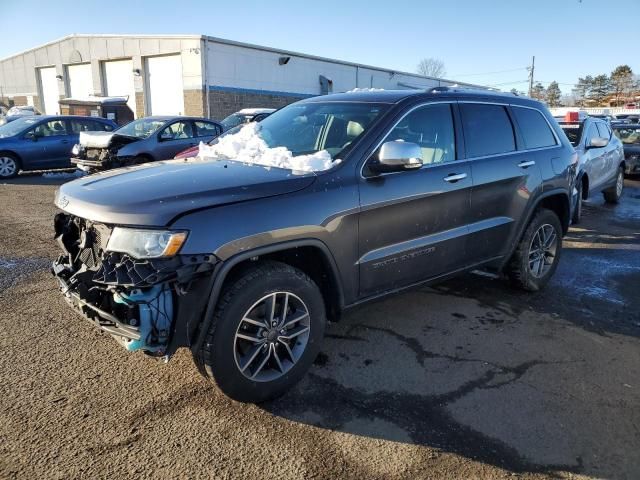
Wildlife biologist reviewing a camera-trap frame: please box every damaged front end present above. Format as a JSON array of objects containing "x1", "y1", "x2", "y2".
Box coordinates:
[
  {"x1": 71, "y1": 132, "x2": 140, "y2": 172},
  {"x1": 52, "y1": 213, "x2": 216, "y2": 358}
]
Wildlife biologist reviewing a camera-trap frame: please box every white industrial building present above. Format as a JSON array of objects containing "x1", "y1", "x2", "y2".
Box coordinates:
[{"x1": 0, "y1": 34, "x2": 483, "y2": 120}]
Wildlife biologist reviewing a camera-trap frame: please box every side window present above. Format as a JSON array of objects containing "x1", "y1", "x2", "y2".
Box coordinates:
[
  {"x1": 512, "y1": 107, "x2": 557, "y2": 149},
  {"x1": 160, "y1": 121, "x2": 194, "y2": 140},
  {"x1": 460, "y1": 104, "x2": 515, "y2": 157},
  {"x1": 384, "y1": 103, "x2": 456, "y2": 165},
  {"x1": 194, "y1": 121, "x2": 221, "y2": 137},
  {"x1": 33, "y1": 120, "x2": 68, "y2": 137},
  {"x1": 596, "y1": 122, "x2": 610, "y2": 139}
]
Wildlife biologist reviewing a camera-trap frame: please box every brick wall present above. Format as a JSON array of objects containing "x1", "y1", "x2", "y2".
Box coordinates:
[
  {"x1": 12, "y1": 96, "x2": 27, "y2": 106},
  {"x1": 207, "y1": 89, "x2": 307, "y2": 121},
  {"x1": 184, "y1": 89, "x2": 206, "y2": 117}
]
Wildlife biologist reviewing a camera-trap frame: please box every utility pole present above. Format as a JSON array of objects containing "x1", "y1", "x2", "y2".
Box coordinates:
[{"x1": 528, "y1": 56, "x2": 535, "y2": 97}]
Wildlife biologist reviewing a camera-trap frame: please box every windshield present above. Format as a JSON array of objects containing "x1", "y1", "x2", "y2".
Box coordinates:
[
  {"x1": 199, "y1": 101, "x2": 388, "y2": 172},
  {"x1": 0, "y1": 116, "x2": 40, "y2": 138},
  {"x1": 613, "y1": 127, "x2": 640, "y2": 145},
  {"x1": 560, "y1": 123, "x2": 583, "y2": 147},
  {"x1": 221, "y1": 113, "x2": 251, "y2": 130},
  {"x1": 115, "y1": 118, "x2": 166, "y2": 139}
]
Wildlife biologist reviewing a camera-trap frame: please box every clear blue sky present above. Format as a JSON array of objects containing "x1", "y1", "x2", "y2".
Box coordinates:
[{"x1": 2, "y1": 0, "x2": 637, "y2": 94}]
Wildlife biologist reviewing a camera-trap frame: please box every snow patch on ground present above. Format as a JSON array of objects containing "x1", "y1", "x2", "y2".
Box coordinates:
[
  {"x1": 42, "y1": 170, "x2": 86, "y2": 179},
  {"x1": 346, "y1": 88, "x2": 386, "y2": 93},
  {"x1": 198, "y1": 123, "x2": 340, "y2": 173}
]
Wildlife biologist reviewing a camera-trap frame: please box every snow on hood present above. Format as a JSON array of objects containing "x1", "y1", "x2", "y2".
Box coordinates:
[
  {"x1": 197, "y1": 123, "x2": 340, "y2": 173},
  {"x1": 79, "y1": 131, "x2": 114, "y2": 148}
]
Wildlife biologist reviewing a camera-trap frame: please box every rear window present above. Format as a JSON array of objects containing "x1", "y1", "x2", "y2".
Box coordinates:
[
  {"x1": 559, "y1": 123, "x2": 582, "y2": 147},
  {"x1": 460, "y1": 104, "x2": 515, "y2": 157},
  {"x1": 512, "y1": 106, "x2": 556, "y2": 149}
]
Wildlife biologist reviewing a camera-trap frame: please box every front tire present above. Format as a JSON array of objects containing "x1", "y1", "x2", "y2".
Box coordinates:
[
  {"x1": 0, "y1": 153, "x2": 19, "y2": 179},
  {"x1": 507, "y1": 208, "x2": 562, "y2": 292},
  {"x1": 195, "y1": 261, "x2": 326, "y2": 403},
  {"x1": 603, "y1": 166, "x2": 624, "y2": 204}
]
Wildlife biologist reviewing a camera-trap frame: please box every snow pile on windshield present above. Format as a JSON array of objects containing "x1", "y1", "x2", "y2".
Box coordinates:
[
  {"x1": 346, "y1": 87, "x2": 385, "y2": 93},
  {"x1": 198, "y1": 123, "x2": 339, "y2": 173}
]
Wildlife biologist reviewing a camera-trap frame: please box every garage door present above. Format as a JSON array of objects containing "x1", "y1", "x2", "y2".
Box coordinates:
[
  {"x1": 67, "y1": 63, "x2": 93, "y2": 98},
  {"x1": 103, "y1": 59, "x2": 137, "y2": 117},
  {"x1": 38, "y1": 67, "x2": 59, "y2": 115},
  {"x1": 145, "y1": 54, "x2": 184, "y2": 116}
]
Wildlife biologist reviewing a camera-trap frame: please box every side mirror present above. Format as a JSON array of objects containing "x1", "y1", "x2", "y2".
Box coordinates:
[
  {"x1": 587, "y1": 136, "x2": 608, "y2": 148},
  {"x1": 370, "y1": 140, "x2": 423, "y2": 173}
]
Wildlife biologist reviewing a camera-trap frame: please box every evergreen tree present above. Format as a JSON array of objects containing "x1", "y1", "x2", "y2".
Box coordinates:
[
  {"x1": 588, "y1": 74, "x2": 610, "y2": 105},
  {"x1": 546, "y1": 81, "x2": 562, "y2": 107},
  {"x1": 610, "y1": 65, "x2": 634, "y2": 106}
]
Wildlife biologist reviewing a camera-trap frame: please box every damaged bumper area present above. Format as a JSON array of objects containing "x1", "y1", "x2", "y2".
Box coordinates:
[
  {"x1": 71, "y1": 132, "x2": 139, "y2": 171},
  {"x1": 52, "y1": 213, "x2": 217, "y2": 357}
]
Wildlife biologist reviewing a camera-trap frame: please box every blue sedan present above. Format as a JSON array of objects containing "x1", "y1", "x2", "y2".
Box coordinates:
[{"x1": 0, "y1": 115, "x2": 117, "y2": 178}]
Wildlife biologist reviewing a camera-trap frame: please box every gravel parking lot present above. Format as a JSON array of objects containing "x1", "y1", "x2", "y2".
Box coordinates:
[{"x1": 1, "y1": 175, "x2": 639, "y2": 479}]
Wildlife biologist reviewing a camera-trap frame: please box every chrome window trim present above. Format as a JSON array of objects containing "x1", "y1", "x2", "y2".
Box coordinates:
[{"x1": 360, "y1": 100, "x2": 563, "y2": 180}]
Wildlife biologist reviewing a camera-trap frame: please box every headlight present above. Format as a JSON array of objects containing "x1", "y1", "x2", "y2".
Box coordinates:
[
  {"x1": 71, "y1": 144, "x2": 81, "y2": 156},
  {"x1": 106, "y1": 228, "x2": 188, "y2": 259}
]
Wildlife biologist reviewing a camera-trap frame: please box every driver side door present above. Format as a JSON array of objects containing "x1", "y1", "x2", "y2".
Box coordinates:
[{"x1": 357, "y1": 102, "x2": 473, "y2": 297}]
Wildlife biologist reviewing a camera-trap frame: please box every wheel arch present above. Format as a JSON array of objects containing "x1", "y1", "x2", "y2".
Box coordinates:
[
  {"x1": 579, "y1": 171, "x2": 589, "y2": 200},
  {"x1": 192, "y1": 239, "x2": 344, "y2": 352},
  {"x1": 0, "y1": 150, "x2": 22, "y2": 165}
]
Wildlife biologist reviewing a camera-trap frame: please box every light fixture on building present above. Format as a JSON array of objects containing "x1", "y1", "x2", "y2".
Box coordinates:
[
  {"x1": 133, "y1": 68, "x2": 141, "y2": 77},
  {"x1": 55, "y1": 74, "x2": 63, "y2": 81},
  {"x1": 278, "y1": 56, "x2": 291, "y2": 65}
]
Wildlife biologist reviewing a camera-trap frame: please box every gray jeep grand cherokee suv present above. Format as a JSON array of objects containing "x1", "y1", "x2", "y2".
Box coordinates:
[{"x1": 52, "y1": 88, "x2": 576, "y2": 402}]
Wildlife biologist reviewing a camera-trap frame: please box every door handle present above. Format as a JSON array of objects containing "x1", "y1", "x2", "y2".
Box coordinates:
[
  {"x1": 443, "y1": 173, "x2": 467, "y2": 183},
  {"x1": 517, "y1": 160, "x2": 535, "y2": 168}
]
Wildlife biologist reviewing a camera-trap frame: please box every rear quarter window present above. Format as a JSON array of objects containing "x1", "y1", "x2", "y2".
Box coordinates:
[
  {"x1": 512, "y1": 106, "x2": 557, "y2": 149},
  {"x1": 460, "y1": 103, "x2": 516, "y2": 157}
]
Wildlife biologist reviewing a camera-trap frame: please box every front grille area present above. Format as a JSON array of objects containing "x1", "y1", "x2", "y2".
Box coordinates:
[{"x1": 54, "y1": 213, "x2": 111, "y2": 272}]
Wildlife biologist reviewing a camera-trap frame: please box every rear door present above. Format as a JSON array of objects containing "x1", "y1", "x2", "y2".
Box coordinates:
[
  {"x1": 155, "y1": 120, "x2": 198, "y2": 159},
  {"x1": 358, "y1": 102, "x2": 473, "y2": 297},
  {"x1": 462, "y1": 103, "x2": 547, "y2": 264},
  {"x1": 193, "y1": 120, "x2": 222, "y2": 143}
]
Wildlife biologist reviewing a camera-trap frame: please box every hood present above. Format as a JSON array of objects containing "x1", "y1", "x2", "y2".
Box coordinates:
[
  {"x1": 55, "y1": 157, "x2": 316, "y2": 226},
  {"x1": 79, "y1": 131, "x2": 140, "y2": 149}
]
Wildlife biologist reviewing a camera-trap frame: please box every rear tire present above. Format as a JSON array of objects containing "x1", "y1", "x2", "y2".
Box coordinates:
[
  {"x1": 195, "y1": 261, "x2": 326, "y2": 403},
  {"x1": 0, "y1": 153, "x2": 19, "y2": 179},
  {"x1": 507, "y1": 208, "x2": 562, "y2": 292},
  {"x1": 603, "y1": 166, "x2": 624, "y2": 204}
]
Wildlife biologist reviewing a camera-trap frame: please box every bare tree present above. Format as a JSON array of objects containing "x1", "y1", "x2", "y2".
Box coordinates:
[{"x1": 416, "y1": 58, "x2": 446, "y2": 78}]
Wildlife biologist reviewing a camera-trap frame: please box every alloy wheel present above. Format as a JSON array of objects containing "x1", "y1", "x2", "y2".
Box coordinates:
[
  {"x1": 0, "y1": 156, "x2": 17, "y2": 177},
  {"x1": 234, "y1": 291, "x2": 311, "y2": 382},
  {"x1": 528, "y1": 223, "x2": 558, "y2": 278}
]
